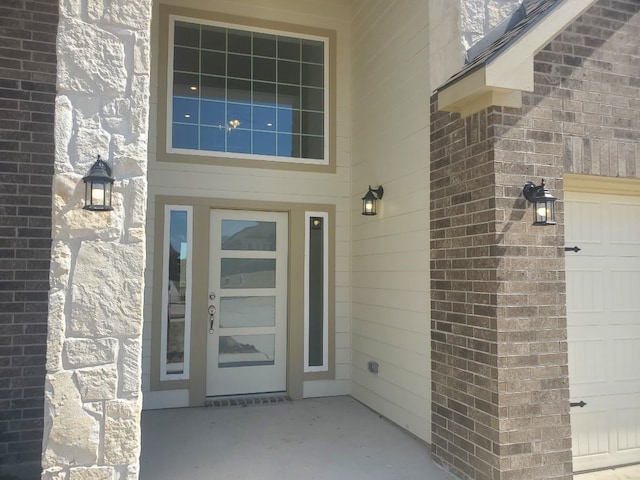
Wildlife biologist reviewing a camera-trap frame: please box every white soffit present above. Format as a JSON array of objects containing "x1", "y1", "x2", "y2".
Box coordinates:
[{"x1": 438, "y1": 0, "x2": 597, "y2": 117}]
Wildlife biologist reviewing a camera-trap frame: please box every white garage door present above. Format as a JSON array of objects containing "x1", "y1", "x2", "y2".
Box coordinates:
[{"x1": 566, "y1": 191, "x2": 640, "y2": 472}]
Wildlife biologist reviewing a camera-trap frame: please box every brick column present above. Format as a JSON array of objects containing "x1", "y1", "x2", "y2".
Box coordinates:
[
  {"x1": 0, "y1": 2, "x2": 58, "y2": 479},
  {"x1": 430, "y1": 100, "x2": 572, "y2": 480}
]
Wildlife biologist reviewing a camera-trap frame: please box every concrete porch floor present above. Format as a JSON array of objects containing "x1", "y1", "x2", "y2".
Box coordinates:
[{"x1": 140, "y1": 395, "x2": 453, "y2": 480}]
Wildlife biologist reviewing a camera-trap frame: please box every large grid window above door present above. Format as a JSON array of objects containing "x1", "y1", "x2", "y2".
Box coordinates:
[{"x1": 169, "y1": 17, "x2": 328, "y2": 164}]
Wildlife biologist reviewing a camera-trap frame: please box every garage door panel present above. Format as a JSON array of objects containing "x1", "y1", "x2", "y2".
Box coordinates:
[
  {"x1": 569, "y1": 326, "x2": 640, "y2": 398},
  {"x1": 566, "y1": 269, "x2": 604, "y2": 314},
  {"x1": 565, "y1": 200, "x2": 604, "y2": 247},
  {"x1": 571, "y1": 407, "x2": 610, "y2": 458},
  {"x1": 568, "y1": 334, "x2": 607, "y2": 393},
  {"x1": 612, "y1": 269, "x2": 640, "y2": 312},
  {"x1": 610, "y1": 203, "x2": 640, "y2": 247},
  {"x1": 567, "y1": 191, "x2": 640, "y2": 471},
  {"x1": 572, "y1": 393, "x2": 640, "y2": 471},
  {"x1": 617, "y1": 404, "x2": 640, "y2": 452},
  {"x1": 567, "y1": 265, "x2": 640, "y2": 323}
]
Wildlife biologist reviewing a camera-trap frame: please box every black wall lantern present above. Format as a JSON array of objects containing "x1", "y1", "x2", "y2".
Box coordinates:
[
  {"x1": 82, "y1": 155, "x2": 114, "y2": 211},
  {"x1": 523, "y1": 179, "x2": 556, "y2": 225},
  {"x1": 362, "y1": 185, "x2": 384, "y2": 216}
]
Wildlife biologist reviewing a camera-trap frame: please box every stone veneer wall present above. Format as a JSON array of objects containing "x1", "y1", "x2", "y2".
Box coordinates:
[
  {"x1": 431, "y1": 1, "x2": 639, "y2": 479},
  {"x1": 0, "y1": 1, "x2": 58, "y2": 479},
  {"x1": 460, "y1": 0, "x2": 523, "y2": 50},
  {"x1": 42, "y1": 0, "x2": 152, "y2": 478}
]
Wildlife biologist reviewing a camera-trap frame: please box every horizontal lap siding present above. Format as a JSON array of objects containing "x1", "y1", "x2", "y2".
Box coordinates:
[
  {"x1": 350, "y1": 0, "x2": 431, "y2": 442},
  {"x1": 0, "y1": 0, "x2": 57, "y2": 477}
]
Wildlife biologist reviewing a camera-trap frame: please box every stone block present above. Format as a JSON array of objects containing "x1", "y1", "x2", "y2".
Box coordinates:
[
  {"x1": 73, "y1": 110, "x2": 112, "y2": 174},
  {"x1": 69, "y1": 241, "x2": 145, "y2": 337},
  {"x1": 130, "y1": 74, "x2": 150, "y2": 138},
  {"x1": 120, "y1": 338, "x2": 141, "y2": 394},
  {"x1": 134, "y1": 31, "x2": 151, "y2": 75},
  {"x1": 104, "y1": 0, "x2": 152, "y2": 30},
  {"x1": 50, "y1": 242, "x2": 72, "y2": 290},
  {"x1": 42, "y1": 467, "x2": 67, "y2": 480},
  {"x1": 57, "y1": 18, "x2": 127, "y2": 96},
  {"x1": 42, "y1": 372, "x2": 100, "y2": 468},
  {"x1": 75, "y1": 366, "x2": 118, "y2": 402},
  {"x1": 102, "y1": 98, "x2": 131, "y2": 136},
  {"x1": 68, "y1": 466, "x2": 115, "y2": 480},
  {"x1": 112, "y1": 137, "x2": 147, "y2": 177},
  {"x1": 87, "y1": 0, "x2": 105, "y2": 23},
  {"x1": 64, "y1": 339, "x2": 118, "y2": 368},
  {"x1": 45, "y1": 292, "x2": 66, "y2": 374},
  {"x1": 55, "y1": 95, "x2": 73, "y2": 171},
  {"x1": 102, "y1": 400, "x2": 141, "y2": 465}
]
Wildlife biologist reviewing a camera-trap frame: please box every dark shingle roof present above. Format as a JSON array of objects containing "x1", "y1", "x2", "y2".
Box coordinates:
[{"x1": 437, "y1": 0, "x2": 561, "y2": 91}]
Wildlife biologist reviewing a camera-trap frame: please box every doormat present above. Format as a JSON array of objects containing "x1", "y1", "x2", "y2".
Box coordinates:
[{"x1": 205, "y1": 394, "x2": 291, "y2": 408}]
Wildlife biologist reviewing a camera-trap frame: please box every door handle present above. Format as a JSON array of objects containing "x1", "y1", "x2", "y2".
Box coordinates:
[{"x1": 208, "y1": 305, "x2": 216, "y2": 333}]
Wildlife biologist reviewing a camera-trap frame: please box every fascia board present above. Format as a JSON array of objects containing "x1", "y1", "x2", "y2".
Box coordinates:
[
  {"x1": 437, "y1": 0, "x2": 597, "y2": 117},
  {"x1": 487, "y1": 0, "x2": 596, "y2": 91}
]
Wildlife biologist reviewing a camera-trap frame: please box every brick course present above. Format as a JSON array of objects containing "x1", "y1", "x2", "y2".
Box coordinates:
[
  {"x1": 0, "y1": 1, "x2": 57, "y2": 477},
  {"x1": 431, "y1": 1, "x2": 639, "y2": 478}
]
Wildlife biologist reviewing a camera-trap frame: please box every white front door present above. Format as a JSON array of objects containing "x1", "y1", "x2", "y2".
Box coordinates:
[
  {"x1": 206, "y1": 210, "x2": 288, "y2": 397},
  {"x1": 566, "y1": 192, "x2": 640, "y2": 471}
]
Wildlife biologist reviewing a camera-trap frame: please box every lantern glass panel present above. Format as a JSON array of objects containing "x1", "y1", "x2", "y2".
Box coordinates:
[
  {"x1": 91, "y1": 182, "x2": 106, "y2": 207},
  {"x1": 362, "y1": 197, "x2": 375, "y2": 215}
]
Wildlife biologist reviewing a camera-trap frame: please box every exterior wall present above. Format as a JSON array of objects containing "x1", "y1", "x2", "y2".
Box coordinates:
[
  {"x1": 350, "y1": 0, "x2": 432, "y2": 442},
  {"x1": 143, "y1": 0, "x2": 352, "y2": 408},
  {"x1": 430, "y1": 105, "x2": 571, "y2": 480},
  {"x1": 546, "y1": 0, "x2": 639, "y2": 179},
  {"x1": 430, "y1": 1, "x2": 639, "y2": 479},
  {"x1": 429, "y1": 0, "x2": 463, "y2": 92},
  {"x1": 0, "y1": 2, "x2": 57, "y2": 478},
  {"x1": 43, "y1": 0, "x2": 152, "y2": 478}
]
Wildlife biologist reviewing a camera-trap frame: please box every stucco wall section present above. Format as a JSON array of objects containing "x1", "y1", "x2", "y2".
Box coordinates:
[{"x1": 43, "y1": 0, "x2": 152, "y2": 478}]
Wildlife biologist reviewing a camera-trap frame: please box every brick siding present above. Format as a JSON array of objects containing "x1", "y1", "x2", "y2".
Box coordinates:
[
  {"x1": 431, "y1": 98, "x2": 572, "y2": 480},
  {"x1": 543, "y1": 0, "x2": 639, "y2": 178},
  {"x1": 0, "y1": 1, "x2": 58, "y2": 477},
  {"x1": 430, "y1": 0, "x2": 639, "y2": 478}
]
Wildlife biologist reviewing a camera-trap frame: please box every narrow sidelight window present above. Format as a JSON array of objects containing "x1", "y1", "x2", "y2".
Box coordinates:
[
  {"x1": 161, "y1": 205, "x2": 193, "y2": 380},
  {"x1": 305, "y1": 212, "x2": 328, "y2": 371}
]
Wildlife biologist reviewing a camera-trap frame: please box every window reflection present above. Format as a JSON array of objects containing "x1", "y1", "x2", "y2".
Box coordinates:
[
  {"x1": 171, "y1": 20, "x2": 326, "y2": 161},
  {"x1": 219, "y1": 335, "x2": 275, "y2": 368},
  {"x1": 166, "y1": 210, "x2": 188, "y2": 374},
  {"x1": 221, "y1": 220, "x2": 276, "y2": 251}
]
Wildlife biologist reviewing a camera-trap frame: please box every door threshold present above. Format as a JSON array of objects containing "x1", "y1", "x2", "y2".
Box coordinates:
[{"x1": 205, "y1": 393, "x2": 291, "y2": 408}]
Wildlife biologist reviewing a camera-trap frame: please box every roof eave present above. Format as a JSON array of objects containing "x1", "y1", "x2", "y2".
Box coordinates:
[{"x1": 437, "y1": 0, "x2": 597, "y2": 118}]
